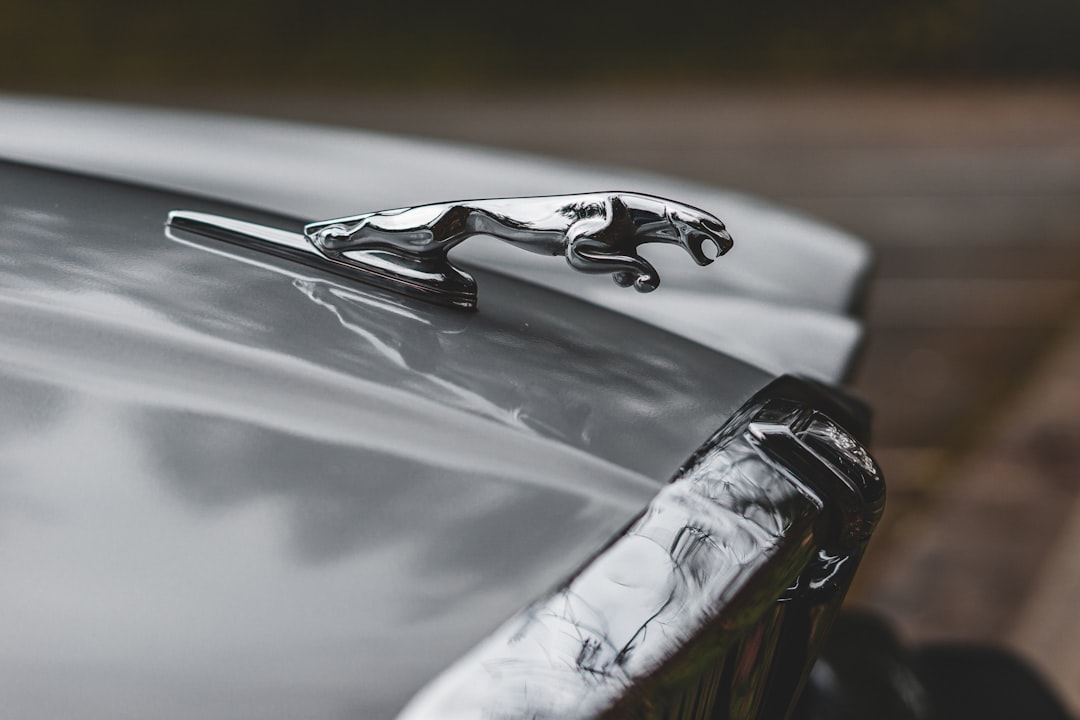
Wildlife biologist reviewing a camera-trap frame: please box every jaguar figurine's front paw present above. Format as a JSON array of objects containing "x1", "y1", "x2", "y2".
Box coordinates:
[{"x1": 611, "y1": 270, "x2": 659, "y2": 292}]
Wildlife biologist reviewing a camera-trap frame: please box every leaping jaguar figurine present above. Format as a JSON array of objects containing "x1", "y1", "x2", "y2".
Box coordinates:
[
  {"x1": 167, "y1": 193, "x2": 732, "y2": 310},
  {"x1": 304, "y1": 192, "x2": 733, "y2": 305}
]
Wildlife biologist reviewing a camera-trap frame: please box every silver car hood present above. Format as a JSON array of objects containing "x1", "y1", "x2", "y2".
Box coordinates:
[
  {"x1": 0, "y1": 95, "x2": 871, "y2": 382},
  {"x1": 0, "y1": 97, "x2": 872, "y2": 719},
  {"x1": 0, "y1": 161, "x2": 776, "y2": 719}
]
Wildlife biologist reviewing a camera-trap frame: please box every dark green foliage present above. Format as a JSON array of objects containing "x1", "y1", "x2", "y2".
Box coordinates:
[{"x1": 2, "y1": 0, "x2": 1077, "y2": 91}]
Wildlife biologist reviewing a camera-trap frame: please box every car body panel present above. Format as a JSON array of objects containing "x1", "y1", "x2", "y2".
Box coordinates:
[{"x1": 0, "y1": 161, "x2": 777, "y2": 718}]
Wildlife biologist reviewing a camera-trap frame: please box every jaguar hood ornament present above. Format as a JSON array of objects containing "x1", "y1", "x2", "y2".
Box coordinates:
[{"x1": 168, "y1": 192, "x2": 733, "y2": 309}]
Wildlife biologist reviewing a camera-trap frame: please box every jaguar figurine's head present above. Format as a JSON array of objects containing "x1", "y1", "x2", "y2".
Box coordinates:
[
  {"x1": 668, "y1": 207, "x2": 734, "y2": 266},
  {"x1": 575, "y1": 195, "x2": 735, "y2": 293}
]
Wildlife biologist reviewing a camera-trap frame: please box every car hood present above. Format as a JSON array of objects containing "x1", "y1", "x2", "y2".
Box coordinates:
[
  {"x1": 0, "y1": 161, "x2": 775, "y2": 719},
  {"x1": 0, "y1": 94, "x2": 871, "y2": 382}
]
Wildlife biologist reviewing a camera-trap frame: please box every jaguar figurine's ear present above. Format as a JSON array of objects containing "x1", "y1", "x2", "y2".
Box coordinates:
[{"x1": 169, "y1": 192, "x2": 732, "y2": 309}]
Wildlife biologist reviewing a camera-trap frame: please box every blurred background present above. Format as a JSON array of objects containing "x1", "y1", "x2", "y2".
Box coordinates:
[
  {"x1": 4, "y1": 0, "x2": 1080, "y2": 89},
  {"x1": 3, "y1": 0, "x2": 1080, "y2": 710}
]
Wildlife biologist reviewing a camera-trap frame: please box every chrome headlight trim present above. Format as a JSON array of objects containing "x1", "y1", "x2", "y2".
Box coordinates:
[{"x1": 396, "y1": 377, "x2": 885, "y2": 720}]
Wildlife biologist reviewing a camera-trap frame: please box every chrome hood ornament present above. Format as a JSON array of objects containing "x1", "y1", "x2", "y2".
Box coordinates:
[{"x1": 168, "y1": 193, "x2": 732, "y2": 309}]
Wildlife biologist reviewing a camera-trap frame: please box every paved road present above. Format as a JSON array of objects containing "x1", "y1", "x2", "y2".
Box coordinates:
[{"x1": 166, "y1": 85, "x2": 1080, "y2": 707}]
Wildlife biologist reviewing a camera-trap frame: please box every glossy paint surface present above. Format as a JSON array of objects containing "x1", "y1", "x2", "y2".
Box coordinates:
[
  {"x1": 0, "y1": 95, "x2": 869, "y2": 381},
  {"x1": 0, "y1": 162, "x2": 773, "y2": 718}
]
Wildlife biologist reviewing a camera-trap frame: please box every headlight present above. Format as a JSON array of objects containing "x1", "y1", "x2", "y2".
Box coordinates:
[{"x1": 397, "y1": 377, "x2": 885, "y2": 720}]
